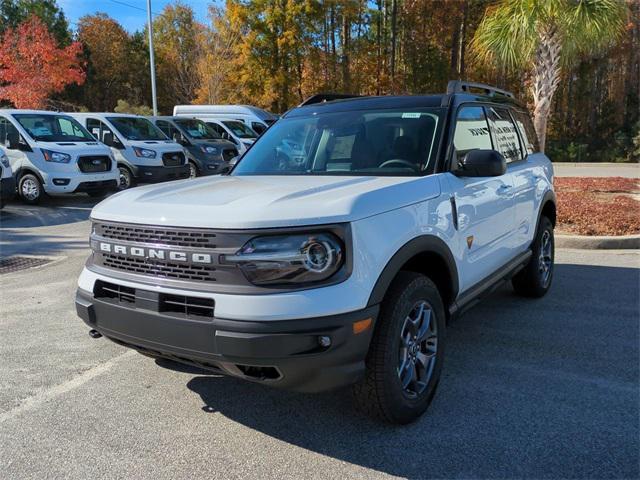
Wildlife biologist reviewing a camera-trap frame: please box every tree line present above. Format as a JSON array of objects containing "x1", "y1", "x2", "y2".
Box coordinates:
[{"x1": 0, "y1": 0, "x2": 638, "y2": 162}]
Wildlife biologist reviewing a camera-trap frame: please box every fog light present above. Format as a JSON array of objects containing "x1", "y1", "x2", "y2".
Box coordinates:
[
  {"x1": 318, "y1": 335, "x2": 331, "y2": 348},
  {"x1": 52, "y1": 178, "x2": 70, "y2": 186},
  {"x1": 144, "y1": 172, "x2": 153, "y2": 176}
]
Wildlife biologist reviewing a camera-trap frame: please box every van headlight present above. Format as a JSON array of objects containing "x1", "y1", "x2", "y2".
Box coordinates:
[
  {"x1": 132, "y1": 147, "x2": 157, "y2": 158},
  {"x1": 41, "y1": 149, "x2": 71, "y2": 163},
  {"x1": 0, "y1": 154, "x2": 9, "y2": 168},
  {"x1": 200, "y1": 145, "x2": 219, "y2": 155},
  {"x1": 223, "y1": 233, "x2": 344, "y2": 285}
]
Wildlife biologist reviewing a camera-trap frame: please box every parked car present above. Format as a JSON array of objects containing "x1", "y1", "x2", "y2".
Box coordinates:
[
  {"x1": 200, "y1": 118, "x2": 257, "y2": 155},
  {"x1": 149, "y1": 116, "x2": 238, "y2": 177},
  {"x1": 0, "y1": 146, "x2": 15, "y2": 209},
  {"x1": 76, "y1": 81, "x2": 556, "y2": 424},
  {"x1": 70, "y1": 113, "x2": 190, "y2": 189},
  {"x1": 0, "y1": 110, "x2": 119, "y2": 204},
  {"x1": 172, "y1": 104, "x2": 278, "y2": 135}
]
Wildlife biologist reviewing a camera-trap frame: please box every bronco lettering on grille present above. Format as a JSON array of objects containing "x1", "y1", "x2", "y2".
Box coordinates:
[{"x1": 96, "y1": 241, "x2": 213, "y2": 264}]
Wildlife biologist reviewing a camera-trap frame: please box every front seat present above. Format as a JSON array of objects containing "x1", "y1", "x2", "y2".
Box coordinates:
[{"x1": 390, "y1": 135, "x2": 415, "y2": 161}]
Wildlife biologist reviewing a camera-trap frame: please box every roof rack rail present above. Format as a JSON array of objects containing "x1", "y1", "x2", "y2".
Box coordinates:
[
  {"x1": 298, "y1": 93, "x2": 362, "y2": 107},
  {"x1": 447, "y1": 80, "x2": 514, "y2": 99}
]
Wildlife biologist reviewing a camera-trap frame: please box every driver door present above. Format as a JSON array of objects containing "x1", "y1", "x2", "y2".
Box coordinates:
[{"x1": 444, "y1": 106, "x2": 515, "y2": 290}]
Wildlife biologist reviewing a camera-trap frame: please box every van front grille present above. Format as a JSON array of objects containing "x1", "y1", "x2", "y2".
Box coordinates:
[
  {"x1": 78, "y1": 155, "x2": 111, "y2": 173},
  {"x1": 162, "y1": 151, "x2": 185, "y2": 167}
]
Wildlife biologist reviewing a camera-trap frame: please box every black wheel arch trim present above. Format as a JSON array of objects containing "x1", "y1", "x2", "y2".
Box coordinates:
[
  {"x1": 117, "y1": 161, "x2": 138, "y2": 177},
  {"x1": 366, "y1": 235, "x2": 459, "y2": 308},
  {"x1": 535, "y1": 189, "x2": 556, "y2": 235},
  {"x1": 15, "y1": 167, "x2": 45, "y2": 186}
]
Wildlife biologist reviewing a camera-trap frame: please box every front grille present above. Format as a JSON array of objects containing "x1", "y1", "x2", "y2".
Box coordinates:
[
  {"x1": 103, "y1": 254, "x2": 216, "y2": 282},
  {"x1": 162, "y1": 151, "x2": 185, "y2": 167},
  {"x1": 94, "y1": 280, "x2": 214, "y2": 319},
  {"x1": 222, "y1": 148, "x2": 238, "y2": 162},
  {"x1": 78, "y1": 155, "x2": 111, "y2": 173},
  {"x1": 97, "y1": 223, "x2": 217, "y2": 249}
]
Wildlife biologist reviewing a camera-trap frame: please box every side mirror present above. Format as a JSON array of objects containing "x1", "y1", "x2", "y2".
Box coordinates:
[
  {"x1": 173, "y1": 132, "x2": 189, "y2": 146},
  {"x1": 6, "y1": 130, "x2": 20, "y2": 150},
  {"x1": 102, "y1": 131, "x2": 114, "y2": 147},
  {"x1": 456, "y1": 149, "x2": 506, "y2": 177}
]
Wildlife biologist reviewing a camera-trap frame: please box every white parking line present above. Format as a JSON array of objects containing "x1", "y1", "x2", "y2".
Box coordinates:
[{"x1": 0, "y1": 351, "x2": 136, "y2": 424}]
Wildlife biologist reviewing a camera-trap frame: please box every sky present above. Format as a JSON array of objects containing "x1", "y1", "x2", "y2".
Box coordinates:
[{"x1": 58, "y1": 0, "x2": 211, "y2": 32}]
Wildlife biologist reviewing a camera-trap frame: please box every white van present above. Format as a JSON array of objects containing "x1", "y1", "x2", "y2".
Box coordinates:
[
  {"x1": 172, "y1": 105, "x2": 278, "y2": 135},
  {"x1": 0, "y1": 146, "x2": 15, "y2": 209},
  {"x1": 200, "y1": 118, "x2": 258, "y2": 155},
  {"x1": 71, "y1": 113, "x2": 190, "y2": 189},
  {"x1": 0, "y1": 110, "x2": 119, "y2": 203}
]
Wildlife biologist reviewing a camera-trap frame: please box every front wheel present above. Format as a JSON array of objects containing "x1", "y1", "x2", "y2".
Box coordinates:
[
  {"x1": 352, "y1": 272, "x2": 445, "y2": 424},
  {"x1": 187, "y1": 161, "x2": 198, "y2": 178},
  {"x1": 512, "y1": 215, "x2": 554, "y2": 297},
  {"x1": 18, "y1": 173, "x2": 43, "y2": 204},
  {"x1": 118, "y1": 166, "x2": 135, "y2": 190}
]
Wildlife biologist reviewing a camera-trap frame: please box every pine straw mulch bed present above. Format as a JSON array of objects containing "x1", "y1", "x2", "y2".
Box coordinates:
[{"x1": 555, "y1": 176, "x2": 640, "y2": 236}]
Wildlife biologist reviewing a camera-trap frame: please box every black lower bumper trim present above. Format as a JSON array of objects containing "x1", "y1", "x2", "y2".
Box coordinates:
[
  {"x1": 135, "y1": 165, "x2": 190, "y2": 182},
  {"x1": 73, "y1": 179, "x2": 118, "y2": 193},
  {"x1": 76, "y1": 288, "x2": 378, "y2": 392}
]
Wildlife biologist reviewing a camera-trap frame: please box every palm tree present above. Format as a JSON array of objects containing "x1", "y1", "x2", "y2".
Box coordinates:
[{"x1": 473, "y1": 0, "x2": 628, "y2": 151}]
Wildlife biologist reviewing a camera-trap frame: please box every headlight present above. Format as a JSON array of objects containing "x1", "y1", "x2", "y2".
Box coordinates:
[
  {"x1": 0, "y1": 154, "x2": 9, "y2": 168},
  {"x1": 41, "y1": 149, "x2": 71, "y2": 163},
  {"x1": 200, "y1": 145, "x2": 219, "y2": 155},
  {"x1": 224, "y1": 233, "x2": 343, "y2": 285},
  {"x1": 132, "y1": 147, "x2": 157, "y2": 158}
]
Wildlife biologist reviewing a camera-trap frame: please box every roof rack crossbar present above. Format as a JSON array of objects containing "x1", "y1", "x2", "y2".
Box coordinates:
[
  {"x1": 447, "y1": 80, "x2": 514, "y2": 99},
  {"x1": 298, "y1": 93, "x2": 363, "y2": 107}
]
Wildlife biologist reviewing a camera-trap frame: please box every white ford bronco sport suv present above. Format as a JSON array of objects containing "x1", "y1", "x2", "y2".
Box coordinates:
[{"x1": 76, "y1": 81, "x2": 555, "y2": 424}]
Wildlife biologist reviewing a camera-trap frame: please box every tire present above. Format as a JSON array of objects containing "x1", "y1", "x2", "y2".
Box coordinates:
[
  {"x1": 512, "y1": 215, "x2": 554, "y2": 298},
  {"x1": 188, "y1": 161, "x2": 198, "y2": 178},
  {"x1": 18, "y1": 173, "x2": 43, "y2": 204},
  {"x1": 352, "y1": 271, "x2": 446, "y2": 424},
  {"x1": 118, "y1": 166, "x2": 135, "y2": 190}
]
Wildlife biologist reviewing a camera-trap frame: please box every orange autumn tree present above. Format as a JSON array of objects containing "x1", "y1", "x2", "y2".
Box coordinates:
[{"x1": 0, "y1": 16, "x2": 85, "y2": 109}]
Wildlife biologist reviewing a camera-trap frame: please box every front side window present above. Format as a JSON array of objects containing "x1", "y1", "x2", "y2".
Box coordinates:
[
  {"x1": 486, "y1": 107, "x2": 523, "y2": 163},
  {"x1": 251, "y1": 122, "x2": 267, "y2": 135},
  {"x1": 452, "y1": 106, "x2": 492, "y2": 164},
  {"x1": 233, "y1": 108, "x2": 443, "y2": 176},
  {"x1": 13, "y1": 114, "x2": 95, "y2": 142},
  {"x1": 174, "y1": 118, "x2": 221, "y2": 140},
  {"x1": 222, "y1": 120, "x2": 257, "y2": 139},
  {"x1": 106, "y1": 117, "x2": 167, "y2": 141},
  {"x1": 0, "y1": 117, "x2": 20, "y2": 145},
  {"x1": 86, "y1": 118, "x2": 117, "y2": 144}
]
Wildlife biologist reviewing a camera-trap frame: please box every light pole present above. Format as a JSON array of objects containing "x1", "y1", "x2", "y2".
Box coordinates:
[{"x1": 147, "y1": 0, "x2": 158, "y2": 116}]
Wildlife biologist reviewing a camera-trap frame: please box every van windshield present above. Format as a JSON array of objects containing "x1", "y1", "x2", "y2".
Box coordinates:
[
  {"x1": 232, "y1": 107, "x2": 443, "y2": 177},
  {"x1": 174, "y1": 118, "x2": 221, "y2": 140},
  {"x1": 107, "y1": 117, "x2": 167, "y2": 141},
  {"x1": 13, "y1": 114, "x2": 95, "y2": 142},
  {"x1": 222, "y1": 120, "x2": 257, "y2": 139}
]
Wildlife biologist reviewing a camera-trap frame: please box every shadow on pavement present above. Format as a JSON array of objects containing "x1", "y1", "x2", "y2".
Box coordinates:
[
  {"x1": 185, "y1": 263, "x2": 639, "y2": 479},
  {"x1": 0, "y1": 195, "x2": 103, "y2": 229}
]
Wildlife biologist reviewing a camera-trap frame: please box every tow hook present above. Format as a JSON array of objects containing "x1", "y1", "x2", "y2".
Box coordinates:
[{"x1": 88, "y1": 329, "x2": 102, "y2": 339}]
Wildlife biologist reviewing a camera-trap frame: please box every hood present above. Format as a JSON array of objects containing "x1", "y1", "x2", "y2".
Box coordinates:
[
  {"x1": 91, "y1": 174, "x2": 441, "y2": 229},
  {"x1": 37, "y1": 141, "x2": 112, "y2": 157},
  {"x1": 189, "y1": 139, "x2": 237, "y2": 149},
  {"x1": 128, "y1": 140, "x2": 183, "y2": 153}
]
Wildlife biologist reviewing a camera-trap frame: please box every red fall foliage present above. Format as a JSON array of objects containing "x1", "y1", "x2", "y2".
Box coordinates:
[{"x1": 0, "y1": 16, "x2": 85, "y2": 109}]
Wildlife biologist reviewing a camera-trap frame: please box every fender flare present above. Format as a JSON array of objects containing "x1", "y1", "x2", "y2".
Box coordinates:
[
  {"x1": 367, "y1": 235, "x2": 459, "y2": 307},
  {"x1": 535, "y1": 189, "x2": 557, "y2": 233}
]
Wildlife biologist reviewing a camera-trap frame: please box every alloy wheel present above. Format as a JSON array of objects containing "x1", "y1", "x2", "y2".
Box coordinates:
[
  {"x1": 397, "y1": 300, "x2": 438, "y2": 398},
  {"x1": 188, "y1": 163, "x2": 197, "y2": 178},
  {"x1": 539, "y1": 230, "x2": 553, "y2": 287},
  {"x1": 118, "y1": 168, "x2": 130, "y2": 190},
  {"x1": 21, "y1": 178, "x2": 40, "y2": 201}
]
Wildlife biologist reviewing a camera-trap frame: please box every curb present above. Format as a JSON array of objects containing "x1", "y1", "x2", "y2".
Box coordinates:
[{"x1": 556, "y1": 234, "x2": 640, "y2": 250}]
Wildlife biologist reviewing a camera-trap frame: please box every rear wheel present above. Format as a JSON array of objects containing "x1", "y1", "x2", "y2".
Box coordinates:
[
  {"x1": 352, "y1": 272, "x2": 445, "y2": 424},
  {"x1": 118, "y1": 166, "x2": 135, "y2": 190},
  {"x1": 512, "y1": 215, "x2": 554, "y2": 297},
  {"x1": 18, "y1": 173, "x2": 43, "y2": 204}
]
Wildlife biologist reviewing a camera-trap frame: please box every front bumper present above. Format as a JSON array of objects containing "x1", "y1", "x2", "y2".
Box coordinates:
[
  {"x1": 1, "y1": 176, "x2": 16, "y2": 200},
  {"x1": 76, "y1": 287, "x2": 378, "y2": 392},
  {"x1": 42, "y1": 171, "x2": 119, "y2": 194},
  {"x1": 73, "y1": 179, "x2": 119, "y2": 193},
  {"x1": 134, "y1": 165, "x2": 190, "y2": 182}
]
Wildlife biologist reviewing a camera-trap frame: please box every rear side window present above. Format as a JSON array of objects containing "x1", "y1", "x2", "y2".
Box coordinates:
[
  {"x1": 452, "y1": 106, "x2": 492, "y2": 163},
  {"x1": 485, "y1": 107, "x2": 523, "y2": 163},
  {"x1": 511, "y1": 110, "x2": 539, "y2": 155}
]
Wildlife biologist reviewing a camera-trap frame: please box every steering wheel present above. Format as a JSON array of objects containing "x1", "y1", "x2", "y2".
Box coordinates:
[{"x1": 379, "y1": 159, "x2": 419, "y2": 171}]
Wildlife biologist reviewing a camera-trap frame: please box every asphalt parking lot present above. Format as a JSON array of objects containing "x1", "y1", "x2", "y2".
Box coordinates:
[{"x1": 0, "y1": 196, "x2": 639, "y2": 480}]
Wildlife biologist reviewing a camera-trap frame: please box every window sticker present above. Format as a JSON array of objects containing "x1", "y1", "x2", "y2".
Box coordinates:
[{"x1": 402, "y1": 112, "x2": 421, "y2": 119}]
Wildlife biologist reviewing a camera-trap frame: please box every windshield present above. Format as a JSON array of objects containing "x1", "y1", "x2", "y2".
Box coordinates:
[
  {"x1": 222, "y1": 120, "x2": 257, "y2": 139},
  {"x1": 13, "y1": 114, "x2": 95, "y2": 142},
  {"x1": 174, "y1": 118, "x2": 221, "y2": 140},
  {"x1": 232, "y1": 108, "x2": 443, "y2": 176},
  {"x1": 106, "y1": 116, "x2": 167, "y2": 141}
]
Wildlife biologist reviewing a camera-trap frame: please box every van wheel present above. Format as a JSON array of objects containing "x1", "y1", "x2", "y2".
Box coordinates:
[
  {"x1": 352, "y1": 272, "x2": 445, "y2": 424},
  {"x1": 188, "y1": 162, "x2": 198, "y2": 178},
  {"x1": 118, "y1": 166, "x2": 135, "y2": 190},
  {"x1": 512, "y1": 216, "x2": 554, "y2": 297},
  {"x1": 19, "y1": 173, "x2": 43, "y2": 204}
]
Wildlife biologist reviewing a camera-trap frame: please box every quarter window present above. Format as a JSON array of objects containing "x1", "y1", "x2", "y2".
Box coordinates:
[
  {"x1": 486, "y1": 107, "x2": 523, "y2": 163},
  {"x1": 452, "y1": 106, "x2": 492, "y2": 164},
  {"x1": 511, "y1": 110, "x2": 539, "y2": 155}
]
